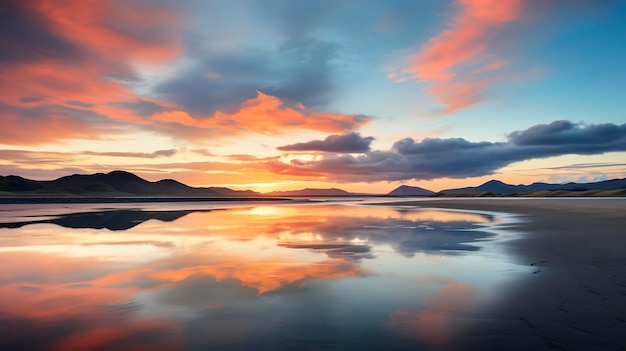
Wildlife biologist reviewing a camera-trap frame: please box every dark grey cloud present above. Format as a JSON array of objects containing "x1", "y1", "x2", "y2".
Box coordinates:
[
  {"x1": 278, "y1": 132, "x2": 374, "y2": 153},
  {"x1": 508, "y1": 120, "x2": 626, "y2": 147},
  {"x1": 155, "y1": 36, "x2": 337, "y2": 115},
  {"x1": 268, "y1": 120, "x2": 626, "y2": 182},
  {"x1": 82, "y1": 149, "x2": 177, "y2": 159},
  {"x1": 154, "y1": 49, "x2": 272, "y2": 115}
]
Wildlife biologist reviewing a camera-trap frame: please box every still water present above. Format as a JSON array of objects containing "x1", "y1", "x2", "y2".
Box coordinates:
[{"x1": 0, "y1": 201, "x2": 527, "y2": 350}]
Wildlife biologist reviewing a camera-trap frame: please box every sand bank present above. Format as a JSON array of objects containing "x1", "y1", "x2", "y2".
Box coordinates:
[{"x1": 388, "y1": 198, "x2": 626, "y2": 350}]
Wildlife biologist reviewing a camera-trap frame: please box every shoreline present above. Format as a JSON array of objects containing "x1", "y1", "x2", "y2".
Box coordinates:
[{"x1": 387, "y1": 198, "x2": 626, "y2": 350}]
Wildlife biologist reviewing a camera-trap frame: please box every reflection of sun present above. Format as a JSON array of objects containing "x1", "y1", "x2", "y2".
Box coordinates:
[{"x1": 247, "y1": 206, "x2": 289, "y2": 216}]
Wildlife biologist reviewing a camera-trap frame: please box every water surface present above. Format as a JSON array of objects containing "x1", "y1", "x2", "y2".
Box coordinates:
[{"x1": 0, "y1": 201, "x2": 527, "y2": 350}]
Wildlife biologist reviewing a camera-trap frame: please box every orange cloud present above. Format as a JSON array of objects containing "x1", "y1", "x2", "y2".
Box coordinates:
[
  {"x1": 89, "y1": 255, "x2": 362, "y2": 295},
  {"x1": 151, "y1": 91, "x2": 370, "y2": 137},
  {"x1": 30, "y1": 0, "x2": 181, "y2": 64},
  {"x1": 0, "y1": 0, "x2": 181, "y2": 145},
  {"x1": 396, "y1": 0, "x2": 524, "y2": 112},
  {"x1": 1, "y1": 0, "x2": 180, "y2": 106},
  {"x1": 0, "y1": 2, "x2": 368, "y2": 146},
  {"x1": 0, "y1": 283, "x2": 180, "y2": 350}
]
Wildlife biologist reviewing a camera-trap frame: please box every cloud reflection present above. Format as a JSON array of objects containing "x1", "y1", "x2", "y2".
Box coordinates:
[
  {"x1": 386, "y1": 280, "x2": 476, "y2": 348},
  {"x1": 0, "y1": 252, "x2": 180, "y2": 350},
  {"x1": 0, "y1": 203, "x2": 507, "y2": 350},
  {"x1": 0, "y1": 209, "x2": 199, "y2": 231}
]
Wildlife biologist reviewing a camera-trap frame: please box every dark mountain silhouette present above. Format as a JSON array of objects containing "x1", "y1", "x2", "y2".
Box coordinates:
[
  {"x1": 441, "y1": 178, "x2": 626, "y2": 195},
  {"x1": 209, "y1": 187, "x2": 259, "y2": 197},
  {"x1": 387, "y1": 185, "x2": 434, "y2": 196},
  {"x1": 0, "y1": 170, "x2": 355, "y2": 199},
  {"x1": 3, "y1": 170, "x2": 626, "y2": 199},
  {"x1": 266, "y1": 188, "x2": 354, "y2": 196},
  {"x1": 0, "y1": 170, "x2": 256, "y2": 197},
  {"x1": 0, "y1": 175, "x2": 44, "y2": 192}
]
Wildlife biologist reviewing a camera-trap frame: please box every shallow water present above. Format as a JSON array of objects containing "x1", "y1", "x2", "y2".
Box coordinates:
[{"x1": 0, "y1": 201, "x2": 528, "y2": 350}]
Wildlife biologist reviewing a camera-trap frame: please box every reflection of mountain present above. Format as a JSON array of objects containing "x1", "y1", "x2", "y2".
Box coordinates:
[{"x1": 0, "y1": 209, "x2": 203, "y2": 231}]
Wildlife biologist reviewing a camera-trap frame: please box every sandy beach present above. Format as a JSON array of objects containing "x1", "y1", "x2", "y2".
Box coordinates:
[{"x1": 388, "y1": 198, "x2": 626, "y2": 350}]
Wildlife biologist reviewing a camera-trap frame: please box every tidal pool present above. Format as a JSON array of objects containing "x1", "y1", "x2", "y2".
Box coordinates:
[{"x1": 0, "y1": 201, "x2": 528, "y2": 350}]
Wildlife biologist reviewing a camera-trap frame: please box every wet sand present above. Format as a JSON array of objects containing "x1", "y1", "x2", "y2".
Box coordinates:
[{"x1": 389, "y1": 198, "x2": 626, "y2": 350}]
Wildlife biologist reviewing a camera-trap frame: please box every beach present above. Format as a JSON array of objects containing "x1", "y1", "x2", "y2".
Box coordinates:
[{"x1": 388, "y1": 198, "x2": 626, "y2": 350}]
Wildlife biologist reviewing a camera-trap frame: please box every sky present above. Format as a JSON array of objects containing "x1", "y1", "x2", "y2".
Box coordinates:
[{"x1": 1, "y1": 0, "x2": 625, "y2": 193}]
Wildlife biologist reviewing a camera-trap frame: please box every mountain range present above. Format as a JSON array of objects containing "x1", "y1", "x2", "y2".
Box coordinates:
[
  {"x1": 0, "y1": 170, "x2": 259, "y2": 197},
  {"x1": 1, "y1": 170, "x2": 625, "y2": 198},
  {"x1": 441, "y1": 178, "x2": 626, "y2": 195}
]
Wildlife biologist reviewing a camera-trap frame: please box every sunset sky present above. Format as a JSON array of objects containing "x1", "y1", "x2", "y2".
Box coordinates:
[{"x1": 1, "y1": 0, "x2": 625, "y2": 193}]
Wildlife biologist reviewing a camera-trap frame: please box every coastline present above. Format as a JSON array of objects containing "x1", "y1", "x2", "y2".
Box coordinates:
[{"x1": 387, "y1": 198, "x2": 626, "y2": 350}]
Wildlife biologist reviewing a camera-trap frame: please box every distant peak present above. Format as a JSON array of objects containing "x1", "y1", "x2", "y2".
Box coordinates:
[
  {"x1": 483, "y1": 179, "x2": 506, "y2": 185},
  {"x1": 157, "y1": 178, "x2": 180, "y2": 183},
  {"x1": 387, "y1": 184, "x2": 434, "y2": 196},
  {"x1": 108, "y1": 170, "x2": 134, "y2": 176},
  {"x1": 105, "y1": 170, "x2": 144, "y2": 179}
]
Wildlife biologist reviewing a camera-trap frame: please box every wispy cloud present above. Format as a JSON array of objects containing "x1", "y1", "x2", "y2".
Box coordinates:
[
  {"x1": 393, "y1": 0, "x2": 524, "y2": 112},
  {"x1": 541, "y1": 162, "x2": 626, "y2": 170},
  {"x1": 82, "y1": 149, "x2": 177, "y2": 159}
]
